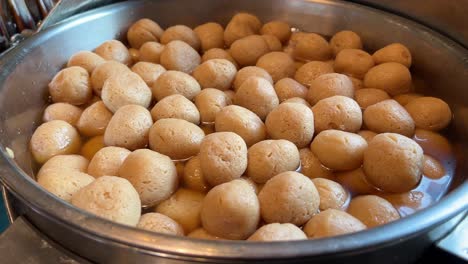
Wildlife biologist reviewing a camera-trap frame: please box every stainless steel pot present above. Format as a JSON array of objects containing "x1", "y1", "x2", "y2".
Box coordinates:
[{"x1": 0, "y1": 0, "x2": 467, "y2": 263}]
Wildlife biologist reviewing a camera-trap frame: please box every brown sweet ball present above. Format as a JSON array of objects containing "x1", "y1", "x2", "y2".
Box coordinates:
[
  {"x1": 49, "y1": 66, "x2": 92, "y2": 105},
  {"x1": 247, "y1": 223, "x2": 307, "y2": 242},
  {"x1": 131, "y1": 62, "x2": 166, "y2": 87},
  {"x1": 119, "y1": 149, "x2": 177, "y2": 206},
  {"x1": 349, "y1": 77, "x2": 363, "y2": 90},
  {"x1": 129, "y1": 48, "x2": 140, "y2": 62},
  {"x1": 347, "y1": 195, "x2": 400, "y2": 228},
  {"x1": 413, "y1": 129, "x2": 453, "y2": 161},
  {"x1": 37, "y1": 154, "x2": 89, "y2": 177},
  {"x1": 67, "y1": 51, "x2": 105, "y2": 74},
  {"x1": 149, "y1": 118, "x2": 205, "y2": 160},
  {"x1": 152, "y1": 70, "x2": 201, "y2": 101},
  {"x1": 95, "y1": 40, "x2": 131, "y2": 65},
  {"x1": 103, "y1": 104, "x2": 153, "y2": 150},
  {"x1": 355, "y1": 88, "x2": 391, "y2": 109},
  {"x1": 223, "y1": 90, "x2": 235, "y2": 103},
  {"x1": 192, "y1": 59, "x2": 237, "y2": 90},
  {"x1": 151, "y1": 94, "x2": 200, "y2": 124},
  {"x1": 311, "y1": 95, "x2": 362, "y2": 133},
  {"x1": 393, "y1": 93, "x2": 423, "y2": 106},
  {"x1": 334, "y1": 49, "x2": 375, "y2": 79},
  {"x1": 80, "y1": 136, "x2": 104, "y2": 161},
  {"x1": 31, "y1": 120, "x2": 81, "y2": 164},
  {"x1": 188, "y1": 228, "x2": 221, "y2": 240},
  {"x1": 201, "y1": 179, "x2": 260, "y2": 240},
  {"x1": 139, "y1": 42, "x2": 165, "y2": 64},
  {"x1": 235, "y1": 77, "x2": 279, "y2": 120},
  {"x1": 310, "y1": 130, "x2": 367, "y2": 171},
  {"x1": 230, "y1": 35, "x2": 270, "y2": 66},
  {"x1": 303, "y1": 209, "x2": 366, "y2": 238},
  {"x1": 363, "y1": 133, "x2": 424, "y2": 193},
  {"x1": 274, "y1": 78, "x2": 308, "y2": 102},
  {"x1": 363, "y1": 62, "x2": 412, "y2": 96},
  {"x1": 77, "y1": 101, "x2": 113, "y2": 137},
  {"x1": 156, "y1": 188, "x2": 205, "y2": 233},
  {"x1": 224, "y1": 13, "x2": 262, "y2": 47},
  {"x1": 101, "y1": 71, "x2": 152, "y2": 113},
  {"x1": 90, "y1": 61, "x2": 130, "y2": 96},
  {"x1": 307, "y1": 73, "x2": 354, "y2": 105},
  {"x1": 282, "y1": 97, "x2": 311, "y2": 107},
  {"x1": 183, "y1": 156, "x2": 209, "y2": 193},
  {"x1": 357, "y1": 130, "x2": 378, "y2": 143},
  {"x1": 127, "y1": 18, "x2": 164, "y2": 49},
  {"x1": 260, "y1": 21, "x2": 291, "y2": 43},
  {"x1": 404, "y1": 97, "x2": 452, "y2": 131},
  {"x1": 364, "y1": 99, "x2": 415, "y2": 137},
  {"x1": 160, "y1": 25, "x2": 201, "y2": 51},
  {"x1": 259, "y1": 171, "x2": 320, "y2": 226},
  {"x1": 265, "y1": 102, "x2": 314, "y2": 148},
  {"x1": 247, "y1": 140, "x2": 300, "y2": 184},
  {"x1": 201, "y1": 48, "x2": 239, "y2": 68},
  {"x1": 256, "y1": 52, "x2": 295, "y2": 82},
  {"x1": 299, "y1": 148, "x2": 335, "y2": 180},
  {"x1": 335, "y1": 168, "x2": 376, "y2": 195},
  {"x1": 329, "y1": 30, "x2": 363, "y2": 56},
  {"x1": 215, "y1": 105, "x2": 266, "y2": 147},
  {"x1": 195, "y1": 88, "x2": 231, "y2": 124},
  {"x1": 293, "y1": 33, "x2": 332, "y2": 61},
  {"x1": 312, "y1": 178, "x2": 348, "y2": 210},
  {"x1": 199, "y1": 132, "x2": 248, "y2": 186},
  {"x1": 239, "y1": 177, "x2": 259, "y2": 194},
  {"x1": 137, "y1": 213, "x2": 184, "y2": 236},
  {"x1": 87, "y1": 146, "x2": 131, "y2": 178},
  {"x1": 294, "y1": 61, "x2": 334, "y2": 87},
  {"x1": 261, "y1": 34, "x2": 282, "y2": 51},
  {"x1": 37, "y1": 170, "x2": 94, "y2": 202},
  {"x1": 71, "y1": 176, "x2": 141, "y2": 226},
  {"x1": 160, "y1": 40, "x2": 201, "y2": 73},
  {"x1": 194, "y1": 22, "x2": 224, "y2": 52},
  {"x1": 423, "y1": 154, "x2": 446, "y2": 179},
  {"x1": 43, "y1": 103, "x2": 83, "y2": 126},
  {"x1": 373, "y1": 43, "x2": 412, "y2": 68},
  {"x1": 233, "y1": 66, "x2": 273, "y2": 91}
]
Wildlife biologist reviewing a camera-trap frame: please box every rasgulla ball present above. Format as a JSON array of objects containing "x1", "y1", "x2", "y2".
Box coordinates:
[
  {"x1": 152, "y1": 70, "x2": 201, "y2": 101},
  {"x1": 49, "y1": 66, "x2": 92, "y2": 105},
  {"x1": 303, "y1": 209, "x2": 366, "y2": 238},
  {"x1": 233, "y1": 66, "x2": 273, "y2": 91},
  {"x1": 364, "y1": 62, "x2": 412, "y2": 96},
  {"x1": 149, "y1": 118, "x2": 205, "y2": 160},
  {"x1": 43, "y1": 103, "x2": 83, "y2": 126},
  {"x1": 334, "y1": 49, "x2": 375, "y2": 79},
  {"x1": 393, "y1": 93, "x2": 423, "y2": 106},
  {"x1": 357, "y1": 130, "x2": 378, "y2": 143},
  {"x1": 101, "y1": 71, "x2": 152, "y2": 113},
  {"x1": 201, "y1": 48, "x2": 238, "y2": 68},
  {"x1": 37, "y1": 170, "x2": 94, "y2": 202},
  {"x1": 261, "y1": 34, "x2": 282, "y2": 51},
  {"x1": 31, "y1": 120, "x2": 81, "y2": 164},
  {"x1": 265, "y1": 102, "x2": 314, "y2": 148},
  {"x1": 119, "y1": 149, "x2": 178, "y2": 206},
  {"x1": 160, "y1": 25, "x2": 201, "y2": 50},
  {"x1": 307, "y1": 73, "x2": 354, "y2": 105},
  {"x1": 282, "y1": 97, "x2": 311, "y2": 107},
  {"x1": 235, "y1": 77, "x2": 279, "y2": 120},
  {"x1": 103, "y1": 104, "x2": 153, "y2": 150},
  {"x1": 126, "y1": 18, "x2": 164, "y2": 49},
  {"x1": 404, "y1": 97, "x2": 452, "y2": 131},
  {"x1": 260, "y1": 21, "x2": 291, "y2": 43},
  {"x1": 194, "y1": 22, "x2": 225, "y2": 52},
  {"x1": 310, "y1": 130, "x2": 367, "y2": 171},
  {"x1": 329, "y1": 30, "x2": 363, "y2": 56},
  {"x1": 256, "y1": 52, "x2": 295, "y2": 82},
  {"x1": 292, "y1": 33, "x2": 332, "y2": 61},
  {"x1": 215, "y1": 105, "x2": 266, "y2": 147},
  {"x1": 423, "y1": 154, "x2": 446, "y2": 179},
  {"x1": 139, "y1": 42, "x2": 165, "y2": 64},
  {"x1": 355, "y1": 88, "x2": 391, "y2": 109},
  {"x1": 199, "y1": 132, "x2": 248, "y2": 186},
  {"x1": 335, "y1": 168, "x2": 376, "y2": 195},
  {"x1": 294, "y1": 61, "x2": 334, "y2": 87},
  {"x1": 311, "y1": 95, "x2": 362, "y2": 133},
  {"x1": 71, "y1": 176, "x2": 141, "y2": 226},
  {"x1": 87, "y1": 146, "x2": 131, "y2": 178},
  {"x1": 247, "y1": 140, "x2": 300, "y2": 184},
  {"x1": 312, "y1": 178, "x2": 348, "y2": 210},
  {"x1": 151, "y1": 94, "x2": 200, "y2": 124},
  {"x1": 137, "y1": 213, "x2": 184, "y2": 236},
  {"x1": 259, "y1": 171, "x2": 320, "y2": 226},
  {"x1": 160, "y1": 40, "x2": 201, "y2": 73},
  {"x1": 247, "y1": 223, "x2": 306, "y2": 242},
  {"x1": 192, "y1": 59, "x2": 237, "y2": 90},
  {"x1": 95, "y1": 40, "x2": 131, "y2": 65},
  {"x1": 299, "y1": 148, "x2": 335, "y2": 180},
  {"x1": 67, "y1": 51, "x2": 105, "y2": 74},
  {"x1": 37, "y1": 154, "x2": 88, "y2": 177},
  {"x1": 183, "y1": 156, "x2": 209, "y2": 193},
  {"x1": 201, "y1": 179, "x2": 260, "y2": 240},
  {"x1": 363, "y1": 133, "x2": 423, "y2": 193},
  {"x1": 347, "y1": 195, "x2": 400, "y2": 228},
  {"x1": 77, "y1": 101, "x2": 113, "y2": 137},
  {"x1": 91, "y1": 61, "x2": 130, "y2": 96},
  {"x1": 230, "y1": 35, "x2": 270, "y2": 66},
  {"x1": 413, "y1": 129, "x2": 452, "y2": 161},
  {"x1": 373, "y1": 43, "x2": 412, "y2": 68},
  {"x1": 224, "y1": 13, "x2": 262, "y2": 47},
  {"x1": 274, "y1": 78, "x2": 308, "y2": 102},
  {"x1": 80, "y1": 136, "x2": 104, "y2": 161},
  {"x1": 363, "y1": 99, "x2": 415, "y2": 137},
  {"x1": 131, "y1": 61, "x2": 166, "y2": 87},
  {"x1": 195, "y1": 88, "x2": 231, "y2": 124},
  {"x1": 156, "y1": 188, "x2": 205, "y2": 233}
]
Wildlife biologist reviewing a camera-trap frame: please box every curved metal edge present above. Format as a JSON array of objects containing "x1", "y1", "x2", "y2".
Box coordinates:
[
  {"x1": 0, "y1": 0, "x2": 467, "y2": 260},
  {"x1": 1, "y1": 185, "x2": 15, "y2": 223}
]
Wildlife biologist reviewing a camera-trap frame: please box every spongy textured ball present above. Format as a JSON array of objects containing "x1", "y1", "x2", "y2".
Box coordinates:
[
  {"x1": 194, "y1": 22, "x2": 225, "y2": 52},
  {"x1": 160, "y1": 25, "x2": 201, "y2": 51},
  {"x1": 91, "y1": 61, "x2": 130, "y2": 96},
  {"x1": 404, "y1": 97, "x2": 452, "y2": 131},
  {"x1": 192, "y1": 59, "x2": 237, "y2": 90},
  {"x1": 137, "y1": 213, "x2": 184, "y2": 235},
  {"x1": 235, "y1": 77, "x2": 279, "y2": 120},
  {"x1": 299, "y1": 148, "x2": 335, "y2": 180},
  {"x1": 195, "y1": 88, "x2": 232, "y2": 124},
  {"x1": 260, "y1": 21, "x2": 291, "y2": 43},
  {"x1": 247, "y1": 223, "x2": 306, "y2": 241},
  {"x1": 347, "y1": 195, "x2": 400, "y2": 228},
  {"x1": 151, "y1": 94, "x2": 200, "y2": 124},
  {"x1": 49, "y1": 66, "x2": 92, "y2": 106},
  {"x1": 38, "y1": 170, "x2": 94, "y2": 202},
  {"x1": 233, "y1": 66, "x2": 273, "y2": 91},
  {"x1": 364, "y1": 62, "x2": 412, "y2": 96},
  {"x1": 131, "y1": 62, "x2": 166, "y2": 87},
  {"x1": 355, "y1": 88, "x2": 390, "y2": 109},
  {"x1": 294, "y1": 61, "x2": 334, "y2": 87},
  {"x1": 77, "y1": 101, "x2": 113, "y2": 137},
  {"x1": 43, "y1": 103, "x2": 83, "y2": 126},
  {"x1": 274, "y1": 78, "x2": 308, "y2": 102},
  {"x1": 303, "y1": 209, "x2": 366, "y2": 238},
  {"x1": 373, "y1": 43, "x2": 412, "y2": 68},
  {"x1": 307, "y1": 73, "x2": 354, "y2": 105},
  {"x1": 95, "y1": 40, "x2": 131, "y2": 65},
  {"x1": 224, "y1": 13, "x2": 262, "y2": 47},
  {"x1": 160, "y1": 40, "x2": 201, "y2": 73},
  {"x1": 329, "y1": 30, "x2": 363, "y2": 56},
  {"x1": 334, "y1": 49, "x2": 374, "y2": 79},
  {"x1": 256, "y1": 52, "x2": 295, "y2": 82},
  {"x1": 67, "y1": 51, "x2": 105, "y2": 74},
  {"x1": 152, "y1": 70, "x2": 201, "y2": 101},
  {"x1": 230, "y1": 35, "x2": 270, "y2": 66},
  {"x1": 139, "y1": 42, "x2": 164, "y2": 64},
  {"x1": 312, "y1": 178, "x2": 348, "y2": 210},
  {"x1": 311, "y1": 95, "x2": 362, "y2": 133},
  {"x1": 126, "y1": 18, "x2": 164, "y2": 49},
  {"x1": 87, "y1": 146, "x2": 131, "y2": 178},
  {"x1": 363, "y1": 99, "x2": 415, "y2": 137}
]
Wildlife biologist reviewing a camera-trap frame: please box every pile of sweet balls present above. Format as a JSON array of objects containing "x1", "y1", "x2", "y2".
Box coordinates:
[{"x1": 30, "y1": 13, "x2": 452, "y2": 241}]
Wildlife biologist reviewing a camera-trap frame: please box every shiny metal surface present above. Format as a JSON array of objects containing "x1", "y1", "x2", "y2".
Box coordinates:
[
  {"x1": 436, "y1": 214, "x2": 468, "y2": 261},
  {"x1": 0, "y1": 0, "x2": 467, "y2": 263}
]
